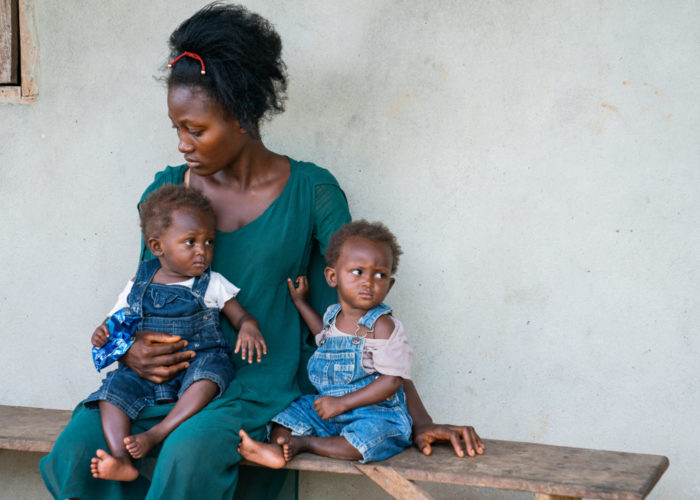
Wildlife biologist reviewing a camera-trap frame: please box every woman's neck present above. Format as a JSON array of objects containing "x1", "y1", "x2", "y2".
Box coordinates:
[{"x1": 208, "y1": 141, "x2": 283, "y2": 191}]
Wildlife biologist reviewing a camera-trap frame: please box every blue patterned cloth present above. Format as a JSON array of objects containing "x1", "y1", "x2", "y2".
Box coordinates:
[{"x1": 91, "y1": 309, "x2": 141, "y2": 371}]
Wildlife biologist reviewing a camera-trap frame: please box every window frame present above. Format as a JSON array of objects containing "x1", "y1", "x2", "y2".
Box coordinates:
[{"x1": 0, "y1": 0, "x2": 38, "y2": 103}]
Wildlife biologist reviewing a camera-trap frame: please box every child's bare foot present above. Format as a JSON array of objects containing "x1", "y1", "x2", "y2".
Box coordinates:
[
  {"x1": 277, "y1": 435, "x2": 309, "y2": 462},
  {"x1": 124, "y1": 431, "x2": 159, "y2": 459},
  {"x1": 90, "y1": 448, "x2": 139, "y2": 481},
  {"x1": 237, "y1": 429, "x2": 286, "y2": 469}
]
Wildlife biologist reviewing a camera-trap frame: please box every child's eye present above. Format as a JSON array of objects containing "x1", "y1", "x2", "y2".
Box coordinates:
[
  {"x1": 185, "y1": 239, "x2": 195, "y2": 246},
  {"x1": 374, "y1": 272, "x2": 387, "y2": 279},
  {"x1": 205, "y1": 239, "x2": 214, "y2": 246},
  {"x1": 351, "y1": 269, "x2": 362, "y2": 276}
]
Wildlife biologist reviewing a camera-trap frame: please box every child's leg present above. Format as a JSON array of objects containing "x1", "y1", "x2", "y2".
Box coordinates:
[
  {"x1": 90, "y1": 401, "x2": 139, "y2": 481},
  {"x1": 238, "y1": 424, "x2": 362, "y2": 467},
  {"x1": 125, "y1": 379, "x2": 218, "y2": 459},
  {"x1": 237, "y1": 425, "x2": 289, "y2": 468},
  {"x1": 279, "y1": 435, "x2": 362, "y2": 461}
]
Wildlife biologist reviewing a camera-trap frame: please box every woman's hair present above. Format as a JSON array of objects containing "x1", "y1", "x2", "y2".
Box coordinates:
[
  {"x1": 325, "y1": 220, "x2": 403, "y2": 275},
  {"x1": 139, "y1": 184, "x2": 216, "y2": 238},
  {"x1": 167, "y1": 2, "x2": 287, "y2": 137}
]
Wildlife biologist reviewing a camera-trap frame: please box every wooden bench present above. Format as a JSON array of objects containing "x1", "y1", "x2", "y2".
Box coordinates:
[{"x1": 0, "y1": 405, "x2": 668, "y2": 500}]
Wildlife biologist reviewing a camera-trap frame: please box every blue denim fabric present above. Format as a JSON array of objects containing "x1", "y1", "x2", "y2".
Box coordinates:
[
  {"x1": 322, "y1": 302, "x2": 392, "y2": 330},
  {"x1": 84, "y1": 258, "x2": 235, "y2": 419},
  {"x1": 272, "y1": 318, "x2": 412, "y2": 463}
]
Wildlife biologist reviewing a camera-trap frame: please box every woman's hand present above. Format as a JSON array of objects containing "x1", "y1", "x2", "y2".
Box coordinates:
[
  {"x1": 120, "y1": 330, "x2": 195, "y2": 384},
  {"x1": 413, "y1": 422, "x2": 485, "y2": 458},
  {"x1": 287, "y1": 276, "x2": 309, "y2": 304},
  {"x1": 234, "y1": 320, "x2": 267, "y2": 363}
]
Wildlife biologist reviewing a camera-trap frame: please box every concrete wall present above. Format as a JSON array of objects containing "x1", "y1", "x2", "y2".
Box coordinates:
[{"x1": 1, "y1": 1, "x2": 697, "y2": 498}]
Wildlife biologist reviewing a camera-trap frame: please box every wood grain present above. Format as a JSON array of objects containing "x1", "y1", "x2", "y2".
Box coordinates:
[
  {"x1": 0, "y1": 0, "x2": 19, "y2": 83},
  {"x1": 2, "y1": 406, "x2": 668, "y2": 499}
]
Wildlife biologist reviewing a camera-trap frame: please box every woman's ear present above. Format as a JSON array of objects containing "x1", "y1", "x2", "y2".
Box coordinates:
[
  {"x1": 148, "y1": 237, "x2": 164, "y2": 256},
  {"x1": 324, "y1": 267, "x2": 337, "y2": 288}
]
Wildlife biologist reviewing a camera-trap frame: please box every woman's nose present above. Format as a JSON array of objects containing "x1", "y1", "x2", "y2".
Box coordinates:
[{"x1": 178, "y1": 136, "x2": 194, "y2": 153}]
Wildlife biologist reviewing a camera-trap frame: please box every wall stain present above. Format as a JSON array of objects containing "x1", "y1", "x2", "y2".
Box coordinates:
[{"x1": 600, "y1": 103, "x2": 618, "y2": 113}]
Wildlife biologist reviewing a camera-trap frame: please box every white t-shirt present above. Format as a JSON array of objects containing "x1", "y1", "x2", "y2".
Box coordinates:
[{"x1": 107, "y1": 271, "x2": 240, "y2": 317}]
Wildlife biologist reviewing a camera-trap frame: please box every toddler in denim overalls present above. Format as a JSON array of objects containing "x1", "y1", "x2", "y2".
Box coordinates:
[
  {"x1": 85, "y1": 184, "x2": 266, "y2": 482},
  {"x1": 238, "y1": 220, "x2": 413, "y2": 466}
]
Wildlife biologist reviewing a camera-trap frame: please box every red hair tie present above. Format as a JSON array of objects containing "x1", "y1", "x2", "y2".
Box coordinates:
[{"x1": 168, "y1": 51, "x2": 206, "y2": 75}]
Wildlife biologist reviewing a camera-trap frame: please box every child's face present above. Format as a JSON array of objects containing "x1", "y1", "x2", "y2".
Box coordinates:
[
  {"x1": 325, "y1": 237, "x2": 395, "y2": 313},
  {"x1": 149, "y1": 209, "x2": 216, "y2": 280}
]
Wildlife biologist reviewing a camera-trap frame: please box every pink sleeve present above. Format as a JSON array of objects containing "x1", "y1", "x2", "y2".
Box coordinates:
[{"x1": 371, "y1": 317, "x2": 413, "y2": 380}]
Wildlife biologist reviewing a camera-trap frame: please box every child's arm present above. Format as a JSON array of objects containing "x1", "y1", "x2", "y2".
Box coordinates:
[
  {"x1": 221, "y1": 298, "x2": 267, "y2": 364},
  {"x1": 314, "y1": 374, "x2": 403, "y2": 419},
  {"x1": 91, "y1": 319, "x2": 110, "y2": 347},
  {"x1": 286, "y1": 276, "x2": 323, "y2": 334}
]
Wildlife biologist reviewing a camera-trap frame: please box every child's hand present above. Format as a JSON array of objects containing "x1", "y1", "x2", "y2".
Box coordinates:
[
  {"x1": 91, "y1": 323, "x2": 109, "y2": 347},
  {"x1": 313, "y1": 396, "x2": 346, "y2": 420},
  {"x1": 287, "y1": 276, "x2": 309, "y2": 304},
  {"x1": 234, "y1": 320, "x2": 267, "y2": 364}
]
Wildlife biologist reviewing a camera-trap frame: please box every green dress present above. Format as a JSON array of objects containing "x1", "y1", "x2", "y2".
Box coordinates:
[{"x1": 40, "y1": 158, "x2": 351, "y2": 499}]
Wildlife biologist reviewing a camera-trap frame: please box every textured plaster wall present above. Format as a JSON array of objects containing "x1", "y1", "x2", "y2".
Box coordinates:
[{"x1": 1, "y1": 1, "x2": 698, "y2": 499}]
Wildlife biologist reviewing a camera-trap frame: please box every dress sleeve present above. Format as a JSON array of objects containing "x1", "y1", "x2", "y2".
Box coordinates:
[{"x1": 306, "y1": 183, "x2": 351, "y2": 317}]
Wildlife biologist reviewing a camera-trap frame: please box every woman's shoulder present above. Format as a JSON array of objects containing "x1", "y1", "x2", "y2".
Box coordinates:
[
  {"x1": 289, "y1": 158, "x2": 341, "y2": 187},
  {"x1": 139, "y1": 165, "x2": 188, "y2": 202}
]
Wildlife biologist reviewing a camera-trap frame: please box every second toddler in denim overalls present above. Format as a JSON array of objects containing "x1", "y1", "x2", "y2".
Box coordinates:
[{"x1": 238, "y1": 220, "x2": 413, "y2": 466}]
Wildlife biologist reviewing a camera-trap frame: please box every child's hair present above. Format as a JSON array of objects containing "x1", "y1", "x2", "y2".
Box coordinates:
[
  {"x1": 325, "y1": 220, "x2": 403, "y2": 274},
  {"x1": 139, "y1": 184, "x2": 216, "y2": 238}
]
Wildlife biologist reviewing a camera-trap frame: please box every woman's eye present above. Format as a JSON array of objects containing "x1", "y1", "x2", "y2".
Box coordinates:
[{"x1": 351, "y1": 269, "x2": 361, "y2": 276}]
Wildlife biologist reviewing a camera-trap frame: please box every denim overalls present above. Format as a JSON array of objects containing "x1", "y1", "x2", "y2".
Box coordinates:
[
  {"x1": 84, "y1": 258, "x2": 235, "y2": 419},
  {"x1": 272, "y1": 303, "x2": 412, "y2": 463}
]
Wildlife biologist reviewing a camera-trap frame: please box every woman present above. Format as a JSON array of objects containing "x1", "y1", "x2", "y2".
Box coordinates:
[{"x1": 40, "y1": 4, "x2": 483, "y2": 499}]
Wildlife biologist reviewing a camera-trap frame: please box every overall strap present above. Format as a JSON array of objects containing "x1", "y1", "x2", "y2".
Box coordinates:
[
  {"x1": 127, "y1": 258, "x2": 161, "y2": 316},
  {"x1": 190, "y1": 268, "x2": 211, "y2": 309},
  {"x1": 318, "y1": 302, "x2": 392, "y2": 345},
  {"x1": 358, "y1": 303, "x2": 392, "y2": 329},
  {"x1": 322, "y1": 303, "x2": 342, "y2": 328}
]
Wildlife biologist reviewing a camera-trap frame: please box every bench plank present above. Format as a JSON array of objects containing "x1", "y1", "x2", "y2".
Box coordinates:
[
  {"x1": 0, "y1": 406, "x2": 668, "y2": 500},
  {"x1": 279, "y1": 440, "x2": 667, "y2": 499},
  {"x1": 0, "y1": 405, "x2": 72, "y2": 453}
]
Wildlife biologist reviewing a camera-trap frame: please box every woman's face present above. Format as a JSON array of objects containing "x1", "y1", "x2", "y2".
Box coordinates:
[{"x1": 167, "y1": 85, "x2": 247, "y2": 176}]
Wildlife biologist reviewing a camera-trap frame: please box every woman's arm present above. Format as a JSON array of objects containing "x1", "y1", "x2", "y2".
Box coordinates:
[
  {"x1": 404, "y1": 379, "x2": 485, "y2": 457},
  {"x1": 313, "y1": 375, "x2": 403, "y2": 419}
]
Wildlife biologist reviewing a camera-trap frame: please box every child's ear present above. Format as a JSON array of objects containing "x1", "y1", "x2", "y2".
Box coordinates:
[
  {"x1": 148, "y1": 237, "x2": 164, "y2": 256},
  {"x1": 324, "y1": 267, "x2": 337, "y2": 288},
  {"x1": 387, "y1": 277, "x2": 396, "y2": 293}
]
